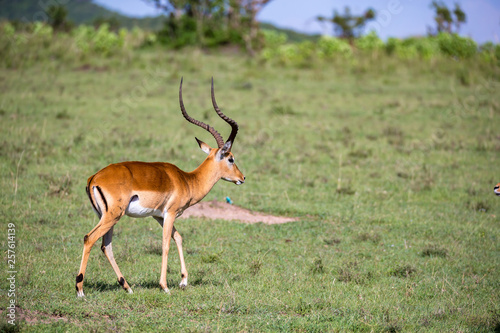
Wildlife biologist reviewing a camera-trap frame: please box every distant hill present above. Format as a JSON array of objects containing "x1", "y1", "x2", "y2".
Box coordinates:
[
  {"x1": 0, "y1": 0, "x2": 166, "y2": 30},
  {"x1": 0, "y1": 0, "x2": 319, "y2": 41},
  {"x1": 260, "y1": 22, "x2": 320, "y2": 43}
]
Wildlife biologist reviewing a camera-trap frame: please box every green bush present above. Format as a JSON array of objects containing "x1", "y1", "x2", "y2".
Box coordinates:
[
  {"x1": 385, "y1": 37, "x2": 400, "y2": 56},
  {"x1": 385, "y1": 37, "x2": 440, "y2": 60},
  {"x1": 478, "y1": 42, "x2": 500, "y2": 64},
  {"x1": 263, "y1": 33, "x2": 354, "y2": 66},
  {"x1": 437, "y1": 32, "x2": 477, "y2": 59},
  {"x1": 261, "y1": 29, "x2": 288, "y2": 61},
  {"x1": 262, "y1": 29, "x2": 287, "y2": 49},
  {"x1": 413, "y1": 37, "x2": 440, "y2": 60},
  {"x1": 32, "y1": 21, "x2": 53, "y2": 38},
  {"x1": 317, "y1": 35, "x2": 352, "y2": 58},
  {"x1": 131, "y1": 26, "x2": 157, "y2": 48},
  {"x1": 355, "y1": 30, "x2": 383, "y2": 52},
  {"x1": 386, "y1": 37, "x2": 416, "y2": 59},
  {"x1": 295, "y1": 41, "x2": 316, "y2": 66},
  {"x1": 72, "y1": 25, "x2": 94, "y2": 54},
  {"x1": 65, "y1": 23, "x2": 125, "y2": 57},
  {"x1": 92, "y1": 24, "x2": 125, "y2": 56},
  {"x1": 276, "y1": 44, "x2": 302, "y2": 66},
  {"x1": 264, "y1": 41, "x2": 318, "y2": 67},
  {"x1": 386, "y1": 37, "x2": 440, "y2": 60},
  {"x1": 2, "y1": 21, "x2": 16, "y2": 37}
]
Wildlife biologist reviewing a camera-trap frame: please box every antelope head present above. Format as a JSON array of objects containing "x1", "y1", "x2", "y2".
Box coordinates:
[{"x1": 179, "y1": 77, "x2": 245, "y2": 185}]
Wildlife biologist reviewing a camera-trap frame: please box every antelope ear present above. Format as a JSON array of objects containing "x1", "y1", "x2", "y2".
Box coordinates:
[
  {"x1": 217, "y1": 141, "x2": 232, "y2": 160},
  {"x1": 196, "y1": 137, "x2": 211, "y2": 155}
]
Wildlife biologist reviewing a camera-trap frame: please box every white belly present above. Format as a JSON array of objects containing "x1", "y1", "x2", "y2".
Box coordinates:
[{"x1": 125, "y1": 196, "x2": 162, "y2": 218}]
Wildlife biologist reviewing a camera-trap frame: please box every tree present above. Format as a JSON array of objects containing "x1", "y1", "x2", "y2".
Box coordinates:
[
  {"x1": 145, "y1": 0, "x2": 272, "y2": 55},
  {"x1": 237, "y1": 0, "x2": 273, "y2": 56},
  {"x1": 430, "y1": 1, "x2": 466, "y2": 34},
  {"x1": 147, "y1": 0, "x2": 221, "y2": 46},
  {"x1": 317, "y1": 6, "x2": 376, "y2": 41},
  {"x1": 452, "y1": 3, "x2": 466, "y2": 33},
  {"x1": 45, "y1": 5, "x2": 73, "y2": 32}
]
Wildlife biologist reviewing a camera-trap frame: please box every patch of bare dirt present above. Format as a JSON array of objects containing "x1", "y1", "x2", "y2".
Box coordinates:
[
  {"x1": 180, "y1": 200, "x2": 298, "y2": 224},
  {"x1": 0, "y1": 306, "x2": 115, "y2": 326},
  {"x1": 1, "y1": 306, "x2": 68, "y2": 325}
]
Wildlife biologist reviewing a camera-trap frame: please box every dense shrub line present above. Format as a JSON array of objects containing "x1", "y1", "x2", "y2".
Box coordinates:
[
  {"x1": 1, "y1": 20, "x2": 499, "y2": 70},
  {"x1": 0, "y1": 21, "x2": 155, "y2": 68},
  {"x1": 261, "y1": 29, "x2": 500, "y2": 67}
]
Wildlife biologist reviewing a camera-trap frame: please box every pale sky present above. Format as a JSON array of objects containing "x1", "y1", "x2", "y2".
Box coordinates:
[{"x1": 95, "y1": 0, "x2": 500, "y2": 44}]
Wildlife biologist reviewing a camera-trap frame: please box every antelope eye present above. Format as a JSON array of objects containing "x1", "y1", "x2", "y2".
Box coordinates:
[{"x1": 228, "y1": 157, "x2": 234, "y2": 163}]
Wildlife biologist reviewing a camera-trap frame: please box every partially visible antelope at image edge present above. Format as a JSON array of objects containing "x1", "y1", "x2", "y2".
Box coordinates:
[{"x1": 75, "y1": 78, "x2": 245, "y2": 297}]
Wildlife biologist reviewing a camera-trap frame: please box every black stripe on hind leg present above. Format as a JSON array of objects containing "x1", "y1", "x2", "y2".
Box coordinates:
[
  {"x1": 95, "y1": 186, "x2": 108, "y2": 212},
  {"x1": 86, "y1": 186, "x2": 101, "y2": 217}
]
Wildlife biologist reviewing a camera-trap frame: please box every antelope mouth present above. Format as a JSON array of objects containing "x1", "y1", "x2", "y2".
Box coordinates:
[{"x1": 221, "y1": 177, "x2": 244, "y2": 185}]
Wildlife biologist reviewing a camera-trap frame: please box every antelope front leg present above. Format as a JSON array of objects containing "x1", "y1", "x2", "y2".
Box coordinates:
[
  {"x1": 160, "y1": 213, "x2": 175, "y2": 293},
  {"x1": 154, "y1": 218, "x2": 188, "y2": 290},
  {"x1": 172, "y1": 226, "x2": 188, "y2": 288}
]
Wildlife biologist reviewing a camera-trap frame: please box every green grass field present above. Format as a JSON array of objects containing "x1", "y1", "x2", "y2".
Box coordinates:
[{"x1": 0, "y1": 48, "x2": 499, "y2": 332}]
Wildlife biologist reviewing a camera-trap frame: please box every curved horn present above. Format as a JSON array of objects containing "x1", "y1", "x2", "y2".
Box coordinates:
[
  {"x1": 179, "y1": 78, "x2": 225, "y2": 148},
  {"x1": 211, "y1": 77, "x2": 239, "y2": 145}
]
